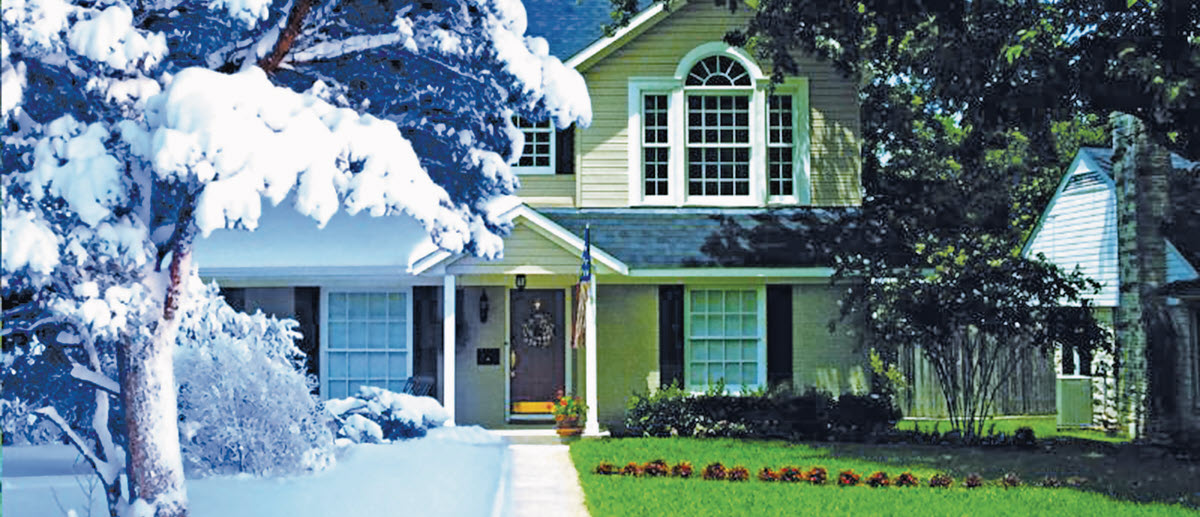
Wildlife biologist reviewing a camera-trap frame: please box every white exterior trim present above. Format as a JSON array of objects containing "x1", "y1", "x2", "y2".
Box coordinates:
[
  {"x1": 584, "y1": 274, "x2": 600, "y2": 435},
  {"x1": 626, "y1": 43, "x2": 811, "y2": 208},
  {"x1": 628, "y1": 267, "x2": 835, "y2": 278},
  {"x1": 673, "y1": 42, "x2": 767, "y2": 82},
  {"x1": 442, "y1": 275, "x2": 456, "y2": 425}
]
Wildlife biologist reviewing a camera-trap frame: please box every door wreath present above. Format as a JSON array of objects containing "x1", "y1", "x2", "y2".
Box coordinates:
[{"x1": 521, "y1": 298, "x2": 555, "y2": 348}]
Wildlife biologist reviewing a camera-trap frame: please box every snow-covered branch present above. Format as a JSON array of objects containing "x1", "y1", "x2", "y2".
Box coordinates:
[
  {"x1": 71, "y1": 363, "x2": 120, "y2": 394},
  {"x1": 34, "y1": 406, "x2": 122, "y2": 485},
  {"x1": 289, "y1": 33, "x2": 403, "y2": 63}
]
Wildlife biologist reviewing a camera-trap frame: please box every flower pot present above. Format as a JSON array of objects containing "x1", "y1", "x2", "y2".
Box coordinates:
[{"x1": 556, "y1": 426, "x2": 583, "y2": 437}]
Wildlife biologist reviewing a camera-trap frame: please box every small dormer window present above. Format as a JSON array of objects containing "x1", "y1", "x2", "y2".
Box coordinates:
[{"x1": 627, "y1": 43, "x2": 810, "y2": 206}]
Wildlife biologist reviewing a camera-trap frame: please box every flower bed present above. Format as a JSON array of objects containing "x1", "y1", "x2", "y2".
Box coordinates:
[{"x1": 592, "y1": 460, "x2": 1036, "y2": 491}]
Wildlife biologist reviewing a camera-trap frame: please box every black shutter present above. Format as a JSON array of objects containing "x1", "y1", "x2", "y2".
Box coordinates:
[
  {"x1": 555, "y1": 125, "x2": 575, "y2": 175},
  {"x1": 658, "y1": 285, "x2": 685, "y2": 388},
  {"x1": 766, "y1": 285, "x2": 794, "y2": 388},
  {"x1": 293, "y1": 287, "x2": 321, "y2": 385}
]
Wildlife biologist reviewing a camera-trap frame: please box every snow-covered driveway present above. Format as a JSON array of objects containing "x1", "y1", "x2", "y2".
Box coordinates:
[{"x1": 3, "y1": 427, "x2": 507, "y2": 517}]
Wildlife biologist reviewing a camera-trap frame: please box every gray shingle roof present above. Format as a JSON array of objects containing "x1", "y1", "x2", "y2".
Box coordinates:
[
  {"x1": 523, "y1": 0, "x2": 619, "y2": 59},
  {"x1": 537, "y1": 207, "x2": 868, "y2": 268}
]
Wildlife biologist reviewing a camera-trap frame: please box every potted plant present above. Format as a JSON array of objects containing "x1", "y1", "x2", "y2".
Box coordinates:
[{"x1": 553, "y1": 391, "x2": 586, "y2": 437}]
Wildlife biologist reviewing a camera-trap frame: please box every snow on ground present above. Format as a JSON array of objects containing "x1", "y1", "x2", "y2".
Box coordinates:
[{"x1": 3, "y1": 426, "x2": 507, "y2": 517}]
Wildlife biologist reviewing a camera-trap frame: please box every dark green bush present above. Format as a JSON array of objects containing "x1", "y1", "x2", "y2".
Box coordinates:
[{"x1": 623, "y1": 383, "x2": 898, "y2": 442}]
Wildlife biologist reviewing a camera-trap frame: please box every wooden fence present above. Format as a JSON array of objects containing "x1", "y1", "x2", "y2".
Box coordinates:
[{"x1": 898, "y1": 346, "x2": 1056, "y2": 418}]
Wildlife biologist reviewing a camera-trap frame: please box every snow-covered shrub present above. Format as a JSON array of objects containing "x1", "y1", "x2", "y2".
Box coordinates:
[
  {"x1": 174, "y1": 280, "x2": 334, "y2": 476},
  {"x1": 0, "y1": 396, "x2": 65, "y2": 445},
  {"x1": 328, "y1": 386, "x2": 450, "y2": 443}
]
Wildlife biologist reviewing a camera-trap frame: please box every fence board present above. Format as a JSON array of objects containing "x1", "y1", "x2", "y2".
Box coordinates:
[{"x1": 899, "y1": 346, "x2": 1056, "y2": 418}]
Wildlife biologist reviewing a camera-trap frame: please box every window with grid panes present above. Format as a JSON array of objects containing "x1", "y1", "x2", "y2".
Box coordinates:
[
  {"x1": 629, "y1": 46, "x2": 809, "y2": 206},
  {"x1": 514, "y1": 117, "x2": 553, "y2": 172},
  {"x1": 768, "y1": 95, "x2": 795, "y2": 196},
  {"x1": 325, "y1": 291, "x2": 410, "y2": 399},
  {"x1": 686, "y1": 288, "x2": 763, "y2": 390},
  {"x1": 685, "y1": 56, "x2": 752, "y2": 197},
  {"x1": 643, "y1": 94, "x2": 670, "y2": 196}
]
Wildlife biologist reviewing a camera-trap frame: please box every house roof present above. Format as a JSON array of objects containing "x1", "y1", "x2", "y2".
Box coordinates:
[
  {"x1": 523, "y1": 0, "x2": 618, "y2": 59},
  {"x1": 537, "y1": 207, "x2": 867, "y2": 269},
  {"x1": 1078, "y1": 146, "x2": 1200, "y2": 270}
]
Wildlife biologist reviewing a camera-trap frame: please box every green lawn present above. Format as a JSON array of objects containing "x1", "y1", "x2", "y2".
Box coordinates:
[
  {"x1": 569, "y1": 438, "x2": 1199, "y2": 517},
  {"x1": 896, "y1": 415, "x2": 1131, "y2": 443}
]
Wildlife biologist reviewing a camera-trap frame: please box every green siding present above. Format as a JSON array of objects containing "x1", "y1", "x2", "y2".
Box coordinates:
[
  {"x1": 454, "y1": 286, "x2": 508, "y2": 427},
  {"x1": 595, "y1": 285, "x2": 660, "y2": 427},
  {"x1": 790, "y1": 284, "x2": 866, "y2": 393},
  {"x1": 579, "y1": 0, "x2": 861, "y2": 207}
]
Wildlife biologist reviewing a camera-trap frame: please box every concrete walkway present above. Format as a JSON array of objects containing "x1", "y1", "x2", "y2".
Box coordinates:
[{"x1": 504, "y1": 440, "x2": 590, "y2": 517}]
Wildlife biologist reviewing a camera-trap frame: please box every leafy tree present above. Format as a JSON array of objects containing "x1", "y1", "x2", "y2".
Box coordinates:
[
  {"x1": 715, "y1": 0, "x2": 1200, "y2": 431},
  {"x1": 2, "y1": 0, "x2": 589, "y2": 515}
]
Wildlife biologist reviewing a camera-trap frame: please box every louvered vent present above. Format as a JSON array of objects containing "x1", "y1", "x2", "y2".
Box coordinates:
[{"x1": 1063, "y1": 171, "x2": 1105, "y2": 192}]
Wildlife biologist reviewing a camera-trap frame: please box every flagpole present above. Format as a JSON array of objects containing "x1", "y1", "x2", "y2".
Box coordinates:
[{"x1": 583, "y1": 225, "x2": 600, "y2": 436}]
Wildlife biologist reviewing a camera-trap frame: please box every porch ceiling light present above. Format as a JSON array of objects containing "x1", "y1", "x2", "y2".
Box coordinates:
[
  {"x1": 515, "y1": 274, "x2": 527, "y2": 291},
  {"x1": 479, "y1": 290, "x2": 490, "y2": 323}
]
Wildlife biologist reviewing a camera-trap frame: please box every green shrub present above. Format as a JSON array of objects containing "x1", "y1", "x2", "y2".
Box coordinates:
[{"x1": 623, "y1": 383, "x2": 898, "y2": 442}]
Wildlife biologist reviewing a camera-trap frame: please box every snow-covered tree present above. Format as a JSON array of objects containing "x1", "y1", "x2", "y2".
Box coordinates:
[{"x1": 1, "y1": 0, "x2": 590, "y2": 513}]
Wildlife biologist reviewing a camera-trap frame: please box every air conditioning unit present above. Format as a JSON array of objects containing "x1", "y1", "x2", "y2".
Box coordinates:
[{"x1": 1056, "y1": 375, "x2": 1093, "y2": 428}]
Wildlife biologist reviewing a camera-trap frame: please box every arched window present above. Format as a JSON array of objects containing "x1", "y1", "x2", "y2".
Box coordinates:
[
  {"x1": 685, "y1": 56, "x2": 752, "y2": 86},
  {"x1": 683, "y1": 55, "x2": 754, "y2": 196},
  {"x1": 629, "y1": 43, "x2": 810, "y2": 206}
]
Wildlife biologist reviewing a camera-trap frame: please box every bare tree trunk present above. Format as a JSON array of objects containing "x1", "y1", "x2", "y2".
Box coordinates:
[{"x1": 121, "y1": 245, "x2": 192, "y2": 517}]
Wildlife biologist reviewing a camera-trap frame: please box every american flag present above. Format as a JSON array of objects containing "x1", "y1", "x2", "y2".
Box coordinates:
[{"x1": 572, "y1": 224, "x2": 592, "y2": 349}]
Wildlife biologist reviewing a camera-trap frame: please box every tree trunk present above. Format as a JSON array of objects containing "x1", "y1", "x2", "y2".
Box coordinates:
[
  {"x1": 1111, "y1": 112, "x2": 1172, "y2": 440},
  {"x1": 121, "y1": 247, "x2": 192, "y2": 517}
]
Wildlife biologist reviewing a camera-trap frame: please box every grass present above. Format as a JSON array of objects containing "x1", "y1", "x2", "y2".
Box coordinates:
[
  {"x1": 895, "y1": 415, "x2": 1131, "y2": 443},
  {"x1": 570, "y1": 438, "x2": 1199, "y2": 517}
]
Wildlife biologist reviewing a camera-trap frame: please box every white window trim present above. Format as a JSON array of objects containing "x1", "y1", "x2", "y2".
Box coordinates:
[
  {"x1": 682, "y1": 285, "x2": 767, "y2": 393},
  {"x1": 512, "y1": 118, "x2": 555, "y2": 175},
  {"x1": 627, "y1": 42, "x2": 811, "y2": 207},
  {"x1": 319, "y1": 286, "x2": 415, "y2": 399}
]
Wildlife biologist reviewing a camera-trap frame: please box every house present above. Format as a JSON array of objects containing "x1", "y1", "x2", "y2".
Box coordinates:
[
  {"x1": 1023, "y1": 145, "x2": 1200, "y2": 437},
  {"x1": 197, "y1": 0, "x2": 867, "y2": 433}
]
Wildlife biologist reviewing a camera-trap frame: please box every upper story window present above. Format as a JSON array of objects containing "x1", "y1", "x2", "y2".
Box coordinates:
[
  {"x1": 628, "y1": 43, "x2": 810, "y2": 206},
  {"x1": 513, "y1": 116, "x2": 576, "y2": 176}
]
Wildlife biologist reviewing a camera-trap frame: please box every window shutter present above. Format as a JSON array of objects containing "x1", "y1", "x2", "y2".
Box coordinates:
[
  {"x1": 766, "y1": 285, "x2": 793, "y2": 388},
  {"x1": 658, "y1": 285, "x2": 685, "y2": 388},
  {"x1": 555, "y1": 125, "x2": 575, "y2": 175}
]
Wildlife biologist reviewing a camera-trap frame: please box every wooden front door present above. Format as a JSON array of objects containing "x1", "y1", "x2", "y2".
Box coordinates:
[{"x1": 509, "y1": 289, "x2": 565, "y2": 412}]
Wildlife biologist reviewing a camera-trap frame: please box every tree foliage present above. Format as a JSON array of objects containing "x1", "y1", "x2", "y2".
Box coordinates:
[{"x1": 2, "y1": 0, "x2": 590, "y2": 514}]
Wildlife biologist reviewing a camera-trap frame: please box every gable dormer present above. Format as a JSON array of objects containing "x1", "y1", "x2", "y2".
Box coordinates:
[{"x1": 514, "y1": 0, "x2": 862, "y2": 209}]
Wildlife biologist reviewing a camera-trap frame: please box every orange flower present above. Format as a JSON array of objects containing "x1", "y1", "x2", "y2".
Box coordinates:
[{"x1": 560, "y1": 399, "x2": 568, "y2": 406}]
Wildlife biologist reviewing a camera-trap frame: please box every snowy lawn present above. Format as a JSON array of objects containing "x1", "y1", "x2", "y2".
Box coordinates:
[{"x1": 3, "y1": 426, "x2": 507, "y2": 517}]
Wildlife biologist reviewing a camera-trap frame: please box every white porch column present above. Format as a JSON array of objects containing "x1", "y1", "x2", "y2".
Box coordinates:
[
  {"x1": 442, "y1": 274, "x2": 456, "y2": 426},
  {"x1": 584, "y1": 275, "x2": 600, "y2": 436}
]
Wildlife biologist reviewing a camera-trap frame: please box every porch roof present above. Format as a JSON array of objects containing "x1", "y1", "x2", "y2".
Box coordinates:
[{"x1": 537, "y1": 207, "x2": 863, "y2": 269}]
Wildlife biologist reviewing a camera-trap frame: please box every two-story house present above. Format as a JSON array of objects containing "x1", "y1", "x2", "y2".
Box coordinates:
[{"x1": 197, "y1": 0, "x2": 867, "y2": 433}]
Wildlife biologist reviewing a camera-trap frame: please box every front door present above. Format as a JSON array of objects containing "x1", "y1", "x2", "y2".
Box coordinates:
[{"x1": 509, "y1": 289, "x2": 565, "y2": 415}]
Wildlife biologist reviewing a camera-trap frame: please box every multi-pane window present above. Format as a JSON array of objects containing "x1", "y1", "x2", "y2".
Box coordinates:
[
  {"x1": 325, "y1": 291, "x2": 410, "y2": 399},
  {"x1": 643, "y1": 95, "x2": 670, "y2": 196},
  {"x1": 685, "y1": 55, "x2": 752, "y2": 87},
  {"x1": 630, "y1": 46, "x2": 809, "y2": 205},
  {"x1": 514, "y1": 117, "x2": 553, "y2": 170},
  {"x1": 768, "y1": 95, "x2": 795, "y2": 197},
  {"x1": 687, "y1": 289, "x2": 762, "y2": 390}
]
